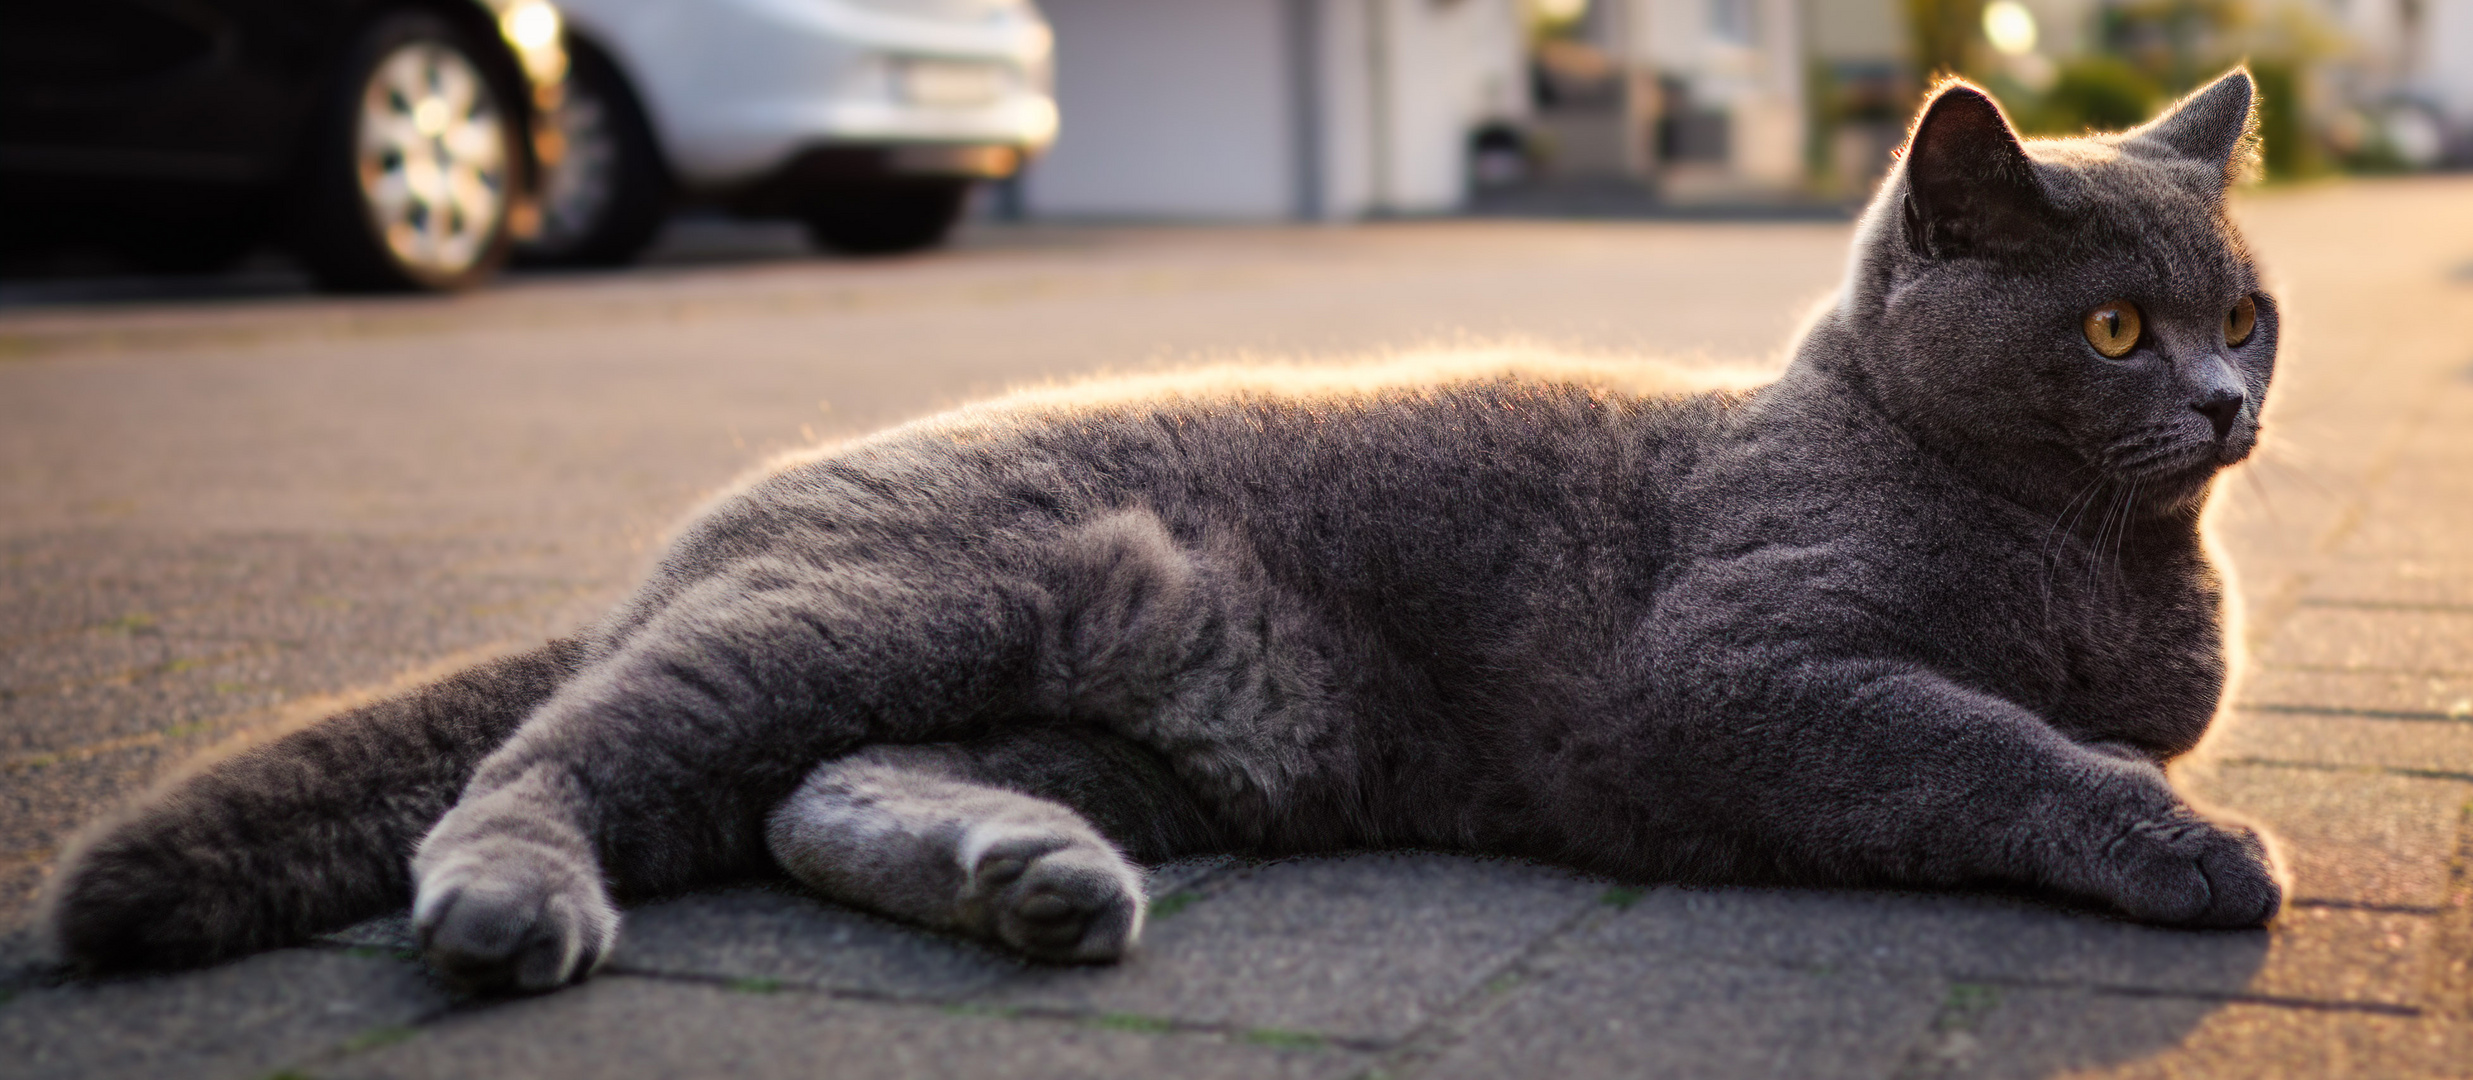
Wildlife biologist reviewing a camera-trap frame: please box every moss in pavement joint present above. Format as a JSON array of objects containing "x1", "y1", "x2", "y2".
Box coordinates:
[
  {"x1": 1147, "y1": 891, "x2": 1201, "y2": 919},
  {"x1": 1935, "y1": 983, "x2": 2001, "y2": 1031},
  {"x1": 340, "y1": 1024, "x2": 420, "y2": 1052},
  {"x1": 1241, "y1": 1028, "x2": 1326, "y2": 1050},
  {"x1": 1091, "y1": 1013, "x2": 1176, "y2": 1033}
]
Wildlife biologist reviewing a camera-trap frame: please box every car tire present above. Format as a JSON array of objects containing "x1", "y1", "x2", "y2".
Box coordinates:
[
  {"x1": 801, "y1": 181, "x2": 971, "y2": 255},
  {"x1": 290, "y1": 11, "x2": 523, "y2": 292},
  {"x1": 517, "y1": 41, "x2": 669, "y2": 268}
]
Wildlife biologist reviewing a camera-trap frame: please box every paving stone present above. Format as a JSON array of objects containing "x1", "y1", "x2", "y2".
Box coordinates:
[
  {"x1": 982, "y1": 852, "x2": 1600, "y2": 1042},
  {"x1": 1579, "y1": 885, "x2": 2437, "y2": 1008},
  {"x1": 2252, "y1": 607, "x2": 2473, "y2": 673},
  {"x1": 2180, "y1": 763, "x2": 2472, "y2": 908},
  {"x1": 1142, "y1": 854, "x2": 1237, "y2": 898},
  {"x1": 319, "y1": 975, "x2": 1366, "y2": 1080},
  {"x1": 1420, "y1": 956, "x2": 1941, "y2": 1080},
  {"x1": 606, "y1": 885, "x2": 1025, "y2": 1000},
  {"x1": 0, "y1": 948, "x2": 448, "y2": 1080},
  {"x1": 2207, "y1": 709, "x2": 2473, "y2": 774},
  {"x1": 325, "y1": 912, "x2": 419, "y2": 954},
  {"x1": 2235, "y1": 666, "x2": 2473, "y2": 718},
  {"x1": 1907, "y1": 988, "x2": 2473, "y2": 1080},
  {"x1": 2297, "y1": 557, "x2": 2473, "y2": 609}
]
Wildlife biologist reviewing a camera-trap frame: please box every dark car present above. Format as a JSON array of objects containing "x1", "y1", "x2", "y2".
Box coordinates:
[{"x1": 1, "y1": 0, "x2": 569, "y2": 291}]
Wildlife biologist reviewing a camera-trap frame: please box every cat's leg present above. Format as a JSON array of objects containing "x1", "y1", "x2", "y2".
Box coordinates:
[
  {"x1": 768, "y1": 747, "x2": 1141, "y2": 961},
  {"x1": 1653, "y1": 661, "x2": 2281, "y2": 927},
  {"x1": 766, "y1": 728, "x2": 1225, "y2": 961},
  {"x1": 413, "y1": 514, "x2": 1265, "y2": 990},
  {"x1": 408, "y1": 566, "x2": 1047, "y2": 990}
]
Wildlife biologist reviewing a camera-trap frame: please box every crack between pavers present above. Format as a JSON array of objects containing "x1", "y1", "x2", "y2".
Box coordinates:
[
  {"x1": 249, "y1": 997, "x2": 469, "y2": 1079},
  {"x1": 588, "y1": 967, "x2": 1392, "y2": 1053},
  {"x1": 1347, "y1": 885, "x2": 1630, "y2": 1080},
  {"x1": 2287, "y1": 898, "x2": 2445, "y2": 915},
  {"x1": 2211, "y1": 756, "x2": 2473, "y2": 783},
  {"x1": 2235, "y1": 703, "x2": 2473, "y2": 723},
  {"x1": 2421, "y1": 797, "x2": 2473, "y2": 1018},
  {"x1": 1970, "y1": 974, "x2": 2426, "y2": 1017},
  {"x1": 2293, "y1": 598, "x2": 2473, "y2": 616},
  {"x1": 2250, "y1": 662, "x2": 2473, "y2": 679}
]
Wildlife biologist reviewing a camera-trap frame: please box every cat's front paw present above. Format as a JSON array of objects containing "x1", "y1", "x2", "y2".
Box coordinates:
[
  {"x1": 2105, "y1": 813, "x2": 2284, "y2": 928},
  {"x1": 413, "y1": 837, "x2": 620, "y2": 992},
  {"x1": 958, "y1": 828, "x2": 1144, "y2": 963}
]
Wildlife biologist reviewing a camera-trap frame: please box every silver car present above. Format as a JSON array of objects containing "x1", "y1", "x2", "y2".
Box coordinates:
[{"x1": 525, "y1": 0, "x2": 1056, "y2": 264}]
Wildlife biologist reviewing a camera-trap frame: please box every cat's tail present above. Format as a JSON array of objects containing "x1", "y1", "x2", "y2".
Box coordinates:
[{"x1": 37, "y1": 638, "x2": 587, "y2": 971}]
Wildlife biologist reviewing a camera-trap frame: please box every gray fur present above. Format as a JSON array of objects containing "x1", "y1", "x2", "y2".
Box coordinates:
[
  {"x1": 768, "y1": 746, "x2": 1147, "y2": 962},
  {"x1": 44, "y1": 71, "x2": 2285, "y2": 991}
]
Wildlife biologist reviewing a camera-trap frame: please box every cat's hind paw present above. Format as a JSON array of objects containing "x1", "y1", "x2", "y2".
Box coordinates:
[
  {"x1": 413, "y1": 837, "x2": 620, "y2": 993},
  {"x1": 2106, "y1": 814, "x2": 2285, "y2": 929},
  {"x1": 958, "y1": 827, "x2": 1145, "y2": 963}
]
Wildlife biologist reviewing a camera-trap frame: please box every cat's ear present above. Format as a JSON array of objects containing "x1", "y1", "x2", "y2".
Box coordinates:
[
  {"x1": 1898, "y1": 80, "x2": 2047, "y2": 260},
  {"x1": 2129, "y1": 68, "x2": 2260, "y2": 188}
]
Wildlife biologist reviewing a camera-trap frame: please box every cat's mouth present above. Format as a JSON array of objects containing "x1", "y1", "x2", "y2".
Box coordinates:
[
  {"x1": 2098, "y1": 438, "x2": 2246, "y2": 506},
  {"x1": 2108, "y1": 440, "x2": 2222, "y2": 481}
]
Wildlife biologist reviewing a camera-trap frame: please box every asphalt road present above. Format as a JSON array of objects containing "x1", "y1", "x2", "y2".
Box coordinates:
[{"x1": 3, "y1": 182, "x2": 2470, "y2": 1078}]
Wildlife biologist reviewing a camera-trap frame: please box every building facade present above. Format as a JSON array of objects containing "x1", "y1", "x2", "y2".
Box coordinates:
[{"x1": 1023, "y1": 0, "x2": 1529, "y2": 220}]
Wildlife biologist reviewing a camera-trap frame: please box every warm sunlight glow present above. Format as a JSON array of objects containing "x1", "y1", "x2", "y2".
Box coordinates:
[
  {"x1": 502, "y1": 0, "x2": 561, "y2": 51},
  {"x1": 1983, "y1": 0, "x2": 2038, "y2": 56},
  {"x1": 1529, "y1": 0, "x2": 1589, "y2": 23}
]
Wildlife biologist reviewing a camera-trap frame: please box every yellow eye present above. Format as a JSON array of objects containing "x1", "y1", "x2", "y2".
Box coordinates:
[
  {"x1": 2225, "y1": 295, "x2": 2257, "y2": 346},
  {"x1": 2083, "y1": 300, "x2": 2142, "y2": 358}
]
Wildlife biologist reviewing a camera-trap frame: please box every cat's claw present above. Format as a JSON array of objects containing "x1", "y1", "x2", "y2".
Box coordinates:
[
  {"x1": 2105, "y1": 814, "x2": 2283, "y2": 928},
  {"x1": 413, "y1": 840, "x2": 620, "y2": 993},
  {"x1": 958, "y1": 830, "x2": 1144, "y2": 962}
]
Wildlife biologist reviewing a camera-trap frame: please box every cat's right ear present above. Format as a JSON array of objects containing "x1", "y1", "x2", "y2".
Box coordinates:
[
  {"x1": 1899, "y1": 81, "x2": 2047, "y2": 260},
  {"x1": 2129, "y1": 68, "x2": 2260, "y2": 190}
]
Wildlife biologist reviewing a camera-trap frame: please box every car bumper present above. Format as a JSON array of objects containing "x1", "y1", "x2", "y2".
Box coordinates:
[
  {"x1": 723, "y1": 142, "x2": 1024, "y2": 214},
  {"x1": 568, "y1": 0, "x2": 1056, "y2": 189}
]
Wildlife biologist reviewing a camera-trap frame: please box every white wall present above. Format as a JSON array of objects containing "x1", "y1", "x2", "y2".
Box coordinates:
[
  {"x1": 1373, "y1": 0, "x2": 1527, "y2": 212},
  {"x1": 1025, "y1": 0, "x2": 1294, "y2": 218},
  {"x1": 2419, "y1": 0, "x2": 2473, "y2": 128},
  {"x1": 1024, "y1": 0, "x2": 1523, "y2": 220}
]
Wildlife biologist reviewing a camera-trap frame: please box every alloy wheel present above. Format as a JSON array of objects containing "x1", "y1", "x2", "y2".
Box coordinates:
[{"x1": 354, "y1": 42, "x2": 509, "y2": 280}]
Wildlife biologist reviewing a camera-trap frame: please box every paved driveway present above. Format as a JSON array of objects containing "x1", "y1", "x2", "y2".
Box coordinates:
[{"x1": 3, "y1": 182, "x2": 2469, "y2": 1077}]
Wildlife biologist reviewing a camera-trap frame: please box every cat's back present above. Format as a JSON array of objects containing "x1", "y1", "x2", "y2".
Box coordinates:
[{"x1": 697, "y1": 354, "x2": 1755, "y2": 563}]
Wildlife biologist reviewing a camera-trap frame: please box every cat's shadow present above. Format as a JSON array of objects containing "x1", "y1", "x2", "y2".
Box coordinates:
[{"x1": 320, "y1": 853, "x2": 2268, "y2": 1075}]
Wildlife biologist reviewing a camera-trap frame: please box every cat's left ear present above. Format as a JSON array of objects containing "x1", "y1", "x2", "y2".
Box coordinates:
[{"x1": 2129, "y1": 69, "x2": 2260, "y2": 189}]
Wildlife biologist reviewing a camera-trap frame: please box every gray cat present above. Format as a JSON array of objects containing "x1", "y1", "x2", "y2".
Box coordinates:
[{"x1": 42, "y1": 71, "x2": 2285, "y2": 993}]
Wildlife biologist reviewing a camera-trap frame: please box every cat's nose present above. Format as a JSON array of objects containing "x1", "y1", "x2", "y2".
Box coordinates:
[{"x1": 2193, "y1": 387, "x2": 2245, "y2": 440}]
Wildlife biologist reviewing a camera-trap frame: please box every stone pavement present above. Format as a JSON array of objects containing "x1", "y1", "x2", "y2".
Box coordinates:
[{"x1": 2, "y1": 179, "x2": 2469, "y2": 1078}]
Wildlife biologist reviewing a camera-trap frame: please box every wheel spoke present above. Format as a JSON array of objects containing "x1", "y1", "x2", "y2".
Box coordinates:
[
  {"x1": 433, "y1": 56, "x2": 479, "y2": 118},
  {"x1": 443, "y1": 113, "x2": 505, "y2": 165}
]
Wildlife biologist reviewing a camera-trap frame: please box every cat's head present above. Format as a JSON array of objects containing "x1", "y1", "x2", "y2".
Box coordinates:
[{"x1": 1826, "y1": 69, "x2": 2274, "y2": 512}]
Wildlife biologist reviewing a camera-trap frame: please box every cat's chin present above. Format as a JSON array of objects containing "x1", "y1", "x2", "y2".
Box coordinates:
[{"x1": 2136, "y1": 463, "x2": 2224, "y2": 512}]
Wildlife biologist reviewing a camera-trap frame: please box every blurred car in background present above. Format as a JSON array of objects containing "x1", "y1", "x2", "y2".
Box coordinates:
[
  {"x1": 524, "y1": 0, "x2": 1057, "y2": 266},
  {"x1": 0, "y1": 0, "x2": 569, "y2": 291}
]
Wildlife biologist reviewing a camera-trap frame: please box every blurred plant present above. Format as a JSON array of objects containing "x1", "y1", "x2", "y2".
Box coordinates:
[
  {"x1": 1906, "y1": 0, "x2": 1988, "y2": 78},
  {"x1": 1898, "y1": 0, "x2": 2355, "y2": 178},
  {"x1": 1522, "y1": 0, "x2": 1589, "y2": 42},
  {"x1": 2248, "y1": 59, "x2": 2324, "y2": 177},
  {"x1": 2015, "y1": 55, "x2": 2162, "y2": 134},
  {"x1": 2094, "y1": 0, "x2": 2253, "y2": 96}
]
